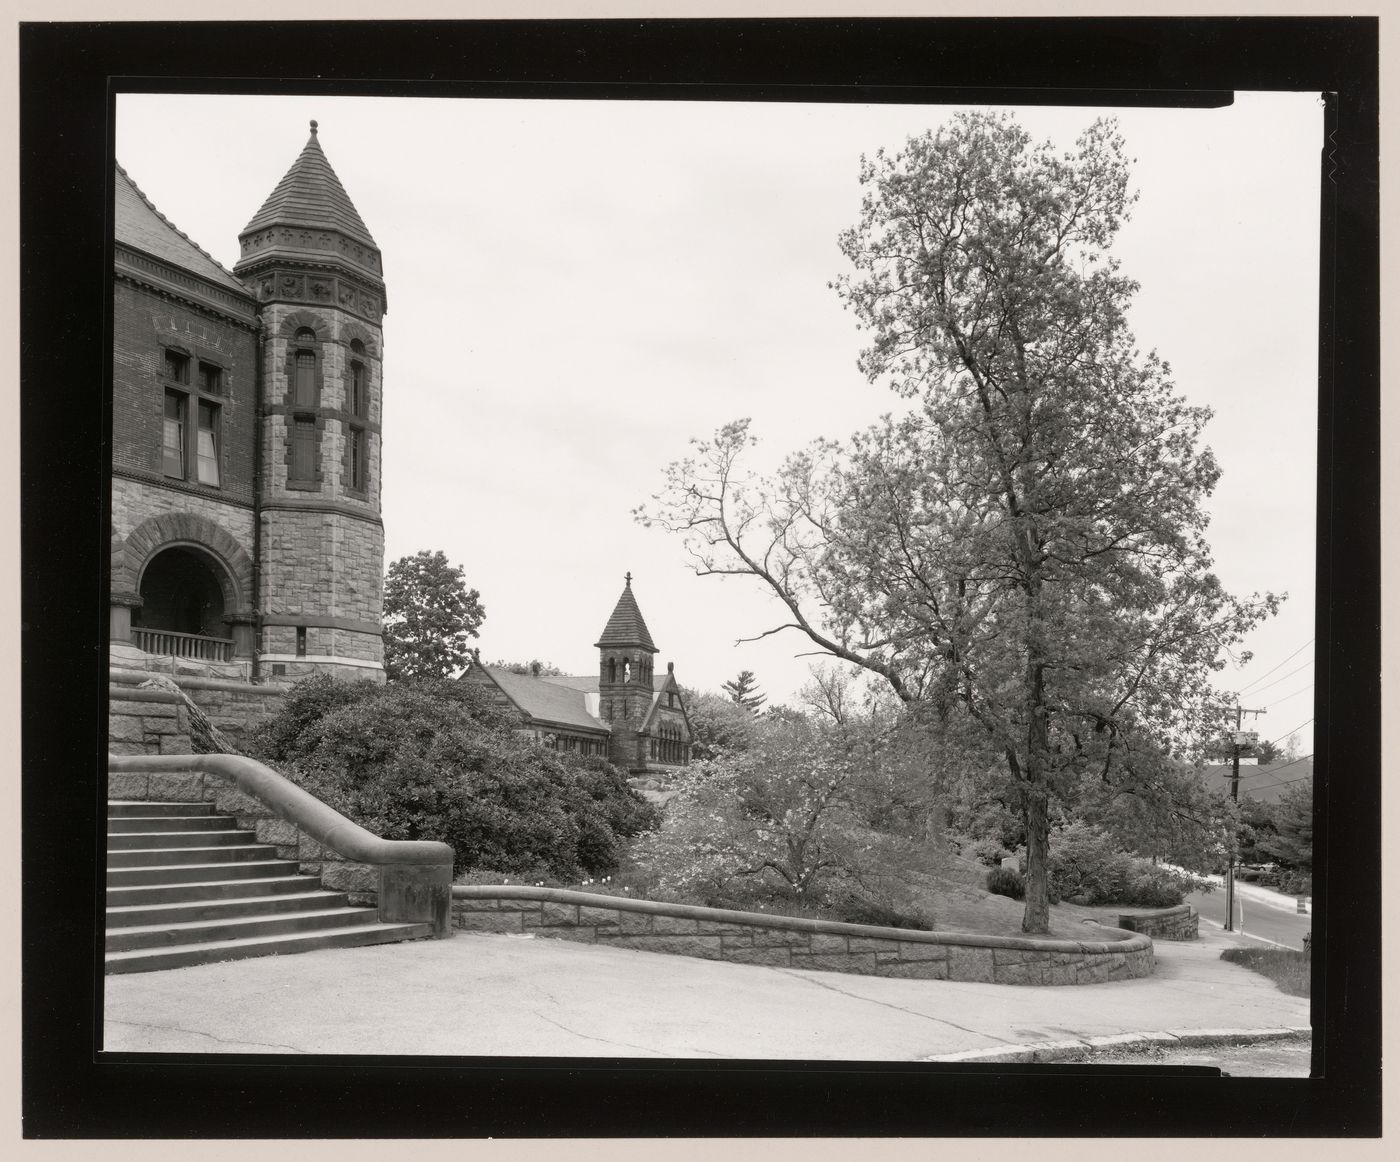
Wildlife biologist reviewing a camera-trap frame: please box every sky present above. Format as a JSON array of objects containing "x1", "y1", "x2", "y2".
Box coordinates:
[{"x1": 115, "y1": 91, "x2": 1322, "y2": 753}]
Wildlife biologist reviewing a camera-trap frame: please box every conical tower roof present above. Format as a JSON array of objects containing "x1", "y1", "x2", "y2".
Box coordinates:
[
  {"x1": 594, "y1": 574, "x2": 657, "y2": 652},
  {"x1": 241, "y1": 120, "x2": 377, "y2": 246}
]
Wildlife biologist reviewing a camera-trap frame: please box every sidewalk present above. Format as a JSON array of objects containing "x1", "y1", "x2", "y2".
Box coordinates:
[{"x1": 103, "y1": 923, "x2": 1309, "y2": 1060}]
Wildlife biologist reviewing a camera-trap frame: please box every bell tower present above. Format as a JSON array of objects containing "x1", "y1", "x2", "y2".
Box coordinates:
[
  {"x1": 595, "y1": 573, "x2": 658, "y2": 769},
  {"x1": 233, "y1": 121, "x2": 387, "y2": 680}
]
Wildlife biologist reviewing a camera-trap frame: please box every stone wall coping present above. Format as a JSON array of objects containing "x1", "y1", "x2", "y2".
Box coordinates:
[
  {"x1": 110, "y1": 667, "x2": 290, "y2": 695},
  {"x1": 1115, "y1": 904, "x2": 1193, "y2": 921},
  {"x1": 110, "y1": 686, "x2": 182, "y2": 704},
  {"x1": 451, "y1": 885, "x2": 1150, "y2": 955},
  {"x1": 109, "y1": 752, "x2": 451, "y2": 868}
]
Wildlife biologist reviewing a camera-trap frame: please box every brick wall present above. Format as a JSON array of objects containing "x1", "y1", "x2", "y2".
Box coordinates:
[
  {"x1": 452, "y1": 887, "x2": 1156, "y2": 986},
  {"x1": 112, "y1": 280, "x2": 258, "y2": 503}
]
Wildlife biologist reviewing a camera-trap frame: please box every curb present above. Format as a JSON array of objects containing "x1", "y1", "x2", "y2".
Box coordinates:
[{"x1": 921, "y1": 1026, "x2": 1311, "y2": 1064}]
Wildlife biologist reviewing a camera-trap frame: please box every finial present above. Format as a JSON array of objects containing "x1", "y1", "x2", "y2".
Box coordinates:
[
  {"x1": 625, "y1": 571, "x2": 632, "y2": 586},
  {"x1": 309, "y1": 119, "x2": 319, "y2": 136}
]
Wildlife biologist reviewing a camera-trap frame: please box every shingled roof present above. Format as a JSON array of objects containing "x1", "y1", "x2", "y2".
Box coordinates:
[
  {"x1": 114, "y1": 164, "x2": 250, "y2": 295},
  {"x1": 480, "y1": 667, "x2": 609, "y2": 735},
  {"x1": 594, "y1": 574, "x2": 657, "y2": 652},
  {"x1": 241, "y1": 121, "x2": 377, "y2": 247}
]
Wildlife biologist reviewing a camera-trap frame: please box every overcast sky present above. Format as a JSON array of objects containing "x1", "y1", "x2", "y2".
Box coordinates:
[{"x1": 115, "y1": 92, "x2": 1322, "y2": 753}]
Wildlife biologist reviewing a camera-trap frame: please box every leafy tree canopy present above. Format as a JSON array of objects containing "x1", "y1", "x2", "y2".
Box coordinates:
[
  {"x1": 491, "y1": 659, "x2": 566, "y2": 678},
  {"x1": 382, "y1": 550, "x2": 485, "y2": 682},
  {"x1": 639, "y1": 112, "x2": 1276, "y2": 932}
]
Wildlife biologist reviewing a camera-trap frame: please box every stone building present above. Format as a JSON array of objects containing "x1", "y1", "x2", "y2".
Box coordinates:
[
  {"x1": 110, "y1": 122, "x2": 386, "y2": 683},
  {"x1": 464, "y1": 575, "x2": 692, "y2": 775}
]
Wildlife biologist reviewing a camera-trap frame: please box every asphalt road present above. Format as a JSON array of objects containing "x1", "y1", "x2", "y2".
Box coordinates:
[{"x1": 1188, "y1": 878, "x2": 1311, "y2": 950}]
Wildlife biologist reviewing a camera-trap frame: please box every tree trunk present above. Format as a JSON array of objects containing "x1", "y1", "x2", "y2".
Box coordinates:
[{"x1": 1021, "y1": 785, "x2": 1052, "y2": 934}]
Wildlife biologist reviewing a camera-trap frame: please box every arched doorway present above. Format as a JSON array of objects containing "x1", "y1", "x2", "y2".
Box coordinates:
[{"x1": 133, "y1": 546, "x2": 233, "y2": 660}]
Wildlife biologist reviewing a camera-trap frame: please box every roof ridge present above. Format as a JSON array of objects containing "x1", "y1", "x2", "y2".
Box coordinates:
[{"x1": 115, "y1": 162, "x2": 247, "y2": 288}]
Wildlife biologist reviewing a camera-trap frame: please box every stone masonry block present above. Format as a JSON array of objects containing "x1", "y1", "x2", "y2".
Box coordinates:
[
  {"x1": 157, "y1": 733, "x2": 195, "y2": 754},
  {"x1": 847, "y1": 936, "x2": 895, "y2": 953},
  {"x1": 617, "y1": 910, "x2": 652, "y2": 934},
  {"x1": 148, "y1": 772, "x2": 204, "y2": 801},
  {"x1": 791, "y1": 952, "x2": 878, "y2": 975},
  {"x1": 1048, "y1": 966, "x2": 1079, "y2": 986},
  {"x1": 134, "y1": 701, "x2": 179, "y2": 719},
  {"x1": 876, "y1": 960, "x2": 949, "y2": 980},
  {"x1": 748, "y1": 929, "x2": 811, "y2": 948},
  {"x1": 297, "y1": 837, "x2": 324, "y2": 860},
  {"x1": 578, "y1": 906, "x2": 621, "y2": 927},
  {"x1": 108, "y1": 741, "x2": 151, "y2": 756},
  {"x1": 255, "y1": 818, "x2": 300, "y2": 845},
  {"x1": 897, "y1": 941, "x2": 949, "y2": 962},
  {"x1": 108, "y1": 716, "x2": 144, "y2": 742},
  {"x1": 947, "y1": 946, "x2": 995, "y2": 983},
  {"x1": 143, "y1": 715, "x2": 186, "y2": 735},
  {"x1": 651, "y1": 915, "x2": 698, "y2": 935},
  {"x1": 722, "y1": 947, "x2": 791, "y2": 967},
  {"x1": 495, "y1": 898, "x2": 542, "y2": 911},
  {"x1": 213, "y1": 785, "x2": 271, "y2": 815},
  {"x1": 697, "y1": 920, "x2": 755, "y2": 934},
  {"x1": 321, "y1": 863, "x2": 376, "y2": 893},
  {"x1": 298, "y1": 862, "x2": 323, "y2": 877},
  {"x1": 456, "y1": 910, "x2": 525, "y2": 934},
  {"x1": 808, "y1": 933, "x2": 848, "y2": 954},
  {"x1": 107, "y1": 773, "x2": 149, "y2": 799},
  {"x1": 458, "y1": 898, "x2": 500, "y2": 911},
  {"x1": 540, "y1": 903, "x2": 579, "y2": 927},
  {"x1": 720, "y1": 933, "x2": 755, "y2": 950}
]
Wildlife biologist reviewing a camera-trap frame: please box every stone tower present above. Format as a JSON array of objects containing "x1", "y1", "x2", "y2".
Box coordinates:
[
  {"x1": 595, "y1": 573, "x2": 658, "y2": 770},
  {"x1": 233, "y1": 121, "x2": 387, "y2": 681}
]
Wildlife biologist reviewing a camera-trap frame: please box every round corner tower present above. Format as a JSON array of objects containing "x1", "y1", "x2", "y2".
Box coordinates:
[{"x1": 232, "y1": 121, "x2": 387, "y2": 681}]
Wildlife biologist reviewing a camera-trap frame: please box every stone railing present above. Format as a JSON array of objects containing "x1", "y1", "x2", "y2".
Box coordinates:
[
  {"x1": 1112, "y1": 904, "x2": 1199, "y2": 941},
  {"x1": 108, "y1": 753, "x2": 454, "y2": 936},
  {"x1": 132, "y1": 626, "x2": 234, "y2": 662},
  {"x1": 452, "y1": 886, "x2": 1154, "y2": 986}
]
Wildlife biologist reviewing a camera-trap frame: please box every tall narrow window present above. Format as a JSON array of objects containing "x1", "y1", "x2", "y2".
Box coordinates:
[
  {"x1": 291, "y1": 416, "x2": 316, "y2": 481},
  {"x1": 349, "y1": 340, "x2": 368, "y2": 417},
  {"x1": 347, "y1": 425, "x2": 367, "y2": 491},
  {"x1": 196, "y1": 401, "x2": 221, "y2": 486},
  {"x1": 198, "y1": 362, "x2": 223, "y2": 394},
  {"x1": 295, "y1": 626, "x2": 307, "y2": 657},
  {"x1": 293, "y1": 328, "x2": 317, "y2": 406},
  {"x1": 162, "y1": 391, "x2": 186, "y2": 478}
]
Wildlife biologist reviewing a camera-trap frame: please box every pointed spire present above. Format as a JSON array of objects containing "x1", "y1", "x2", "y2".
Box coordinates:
[
  {"x1": 595, "y1": 573, "x2": 657, "y2": 652},
  {"x1": 239, "y1": 121, "x2": 377, "y2": 248}
]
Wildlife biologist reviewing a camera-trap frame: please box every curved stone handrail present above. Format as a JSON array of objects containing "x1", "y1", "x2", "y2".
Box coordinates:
[
  {"x1": 451, "y1": 885, "x2": 1155, "y2": 984},
  {"x1": 110, "y1": 753, "x2": 454, "y2": 934}
]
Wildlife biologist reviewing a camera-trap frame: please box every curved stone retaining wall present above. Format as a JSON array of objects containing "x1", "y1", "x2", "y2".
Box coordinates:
[
  {"x1": 452, "y1": 886, "x2": 1154, "y2": 986},
  {"x1": 1113, "y1": 904, "x2": 1198, "y2": 941}
]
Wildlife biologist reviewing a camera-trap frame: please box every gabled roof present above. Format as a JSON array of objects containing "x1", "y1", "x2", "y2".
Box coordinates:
[
  {"x1": 479, "y1": 666, "x2": 609, "y2": 735},
  {"x1": 594, "y1": 575, "x2": 657, "y2": 652},
  {"x1": 241, "y1": 121, "x2": 377, "y2": 247},
  {"x1": 114, "y1": 164, "x2": 250, "y2": 296}
]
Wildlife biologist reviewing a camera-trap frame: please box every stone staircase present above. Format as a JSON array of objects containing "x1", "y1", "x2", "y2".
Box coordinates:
[{"x1": 106, "y1": 800, "x2": 434, "y2": 974}]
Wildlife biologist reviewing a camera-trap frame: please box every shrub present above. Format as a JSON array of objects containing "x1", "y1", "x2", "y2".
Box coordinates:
[
  {"x1": 1278, "y1": 869, "x2": 1312, "y2": 896},
  {"x1": 250, "y1": 676, "x2": 658, "y2": 879},
  {"x1": 985, "y1": 867, "x2": 1025, "y2": 900},
  {"x1": 958, "y1": 835, "x2": 1011, "y2": 867}
]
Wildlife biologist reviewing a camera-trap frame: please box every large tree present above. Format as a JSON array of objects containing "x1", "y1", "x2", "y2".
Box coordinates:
[
  {"x1": 639, "y1": 113, "x2": 1275, "y2": 932},
  {"x1": 382, "y1": 549, "x2": 485, "y2": 682}
]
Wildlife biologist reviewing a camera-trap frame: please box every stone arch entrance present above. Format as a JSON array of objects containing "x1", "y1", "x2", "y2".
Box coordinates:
[{"x1": 135, "y1": 545, "x2": 230, "y2": 639}]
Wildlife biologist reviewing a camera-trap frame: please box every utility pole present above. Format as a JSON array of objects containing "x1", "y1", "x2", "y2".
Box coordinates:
[{"x1": 1224, "y1": 704, "x2": 1267, "y2": 932}]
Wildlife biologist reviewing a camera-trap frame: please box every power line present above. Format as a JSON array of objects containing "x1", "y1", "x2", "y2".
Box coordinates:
[
  {"x1": 1238, "y1": 661, "x2": 1313, "y2": 699},
  {"x1": 1263, "y1": 682, "x2": 1313, "y2": 709},
  {"x1": 1237, "y1": 751, "x2": 1313, "y2": 779},
  {"x1": 1260, "y1": 717, "x2": 1313, "y2": 752},
  {"x1": 1237, "y1": 638, "x2": 1314, "y2": 693},
  {"x1": 1244, "y1": 761, "x2": 1315, "y2": 792}
]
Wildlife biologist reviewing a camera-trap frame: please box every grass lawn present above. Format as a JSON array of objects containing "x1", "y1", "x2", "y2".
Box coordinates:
[{"x1": 1219, "y1": 946, "x2": 1311, "y2": 997}]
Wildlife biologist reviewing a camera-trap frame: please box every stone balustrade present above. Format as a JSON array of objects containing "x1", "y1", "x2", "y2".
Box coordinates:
[{"x1": 452, "y1": 886, "x2": 1154, "y2": 986}]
